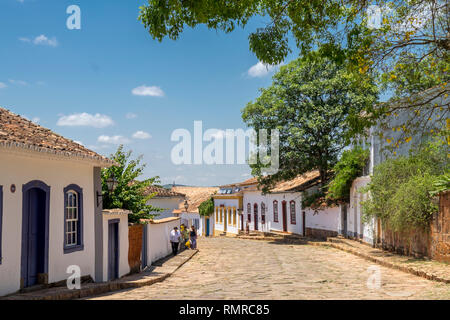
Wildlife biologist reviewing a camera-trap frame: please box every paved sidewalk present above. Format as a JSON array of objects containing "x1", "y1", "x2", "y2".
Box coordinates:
[
  {"x1": 1, "y1": 249, "x2": 198, "y2": 300},
  {"x1": 322, "y1": 237, "x2": 450, "y2": 284}
]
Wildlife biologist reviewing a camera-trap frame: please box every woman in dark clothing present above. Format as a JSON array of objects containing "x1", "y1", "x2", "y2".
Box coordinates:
[{"x1": 190, "y1": 225, "x2": 198, "y2": 250}]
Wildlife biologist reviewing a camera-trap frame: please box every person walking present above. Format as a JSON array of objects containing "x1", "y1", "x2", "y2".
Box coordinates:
[
  {"x1": 170, "y1": 226, "x2": 181, "y2": 256},
  {"x1": 190, "y1": 225, "x2": 198, "y2": 250}
]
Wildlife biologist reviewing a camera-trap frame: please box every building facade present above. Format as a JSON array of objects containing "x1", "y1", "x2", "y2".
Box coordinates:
[{"x1": 0, "y1": 108, "x2": 115, "y2": 296}]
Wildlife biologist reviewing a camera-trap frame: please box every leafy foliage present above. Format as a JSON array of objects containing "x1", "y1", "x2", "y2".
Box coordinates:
[
  {"x1": 139, "y1": 0, "x2": 449, "y2": 142},
  {"x1": 138, "y1": 0, "x2": 346, "y2": 65},
  {"x1": 327, "y1": 147, "x2": 370, "y2": 202},
  {"x1": 430, "y1": 172, "x2": 450, "y2": 196},
  {"x1": 361, "y1": 137, "x2": 449, "y2": 232},
  {"x1": 198, "y1": 197, "x2": 215, "y2": 217},
  {"x1": 101, "y1": 145, "x2": 163, "y2": 224},
  {"x1": 301, "y1": 188, "x2": 326, "y2": 209},
  {"x1": 241, "y1": 51, "x2": 378, "y2": 192}
]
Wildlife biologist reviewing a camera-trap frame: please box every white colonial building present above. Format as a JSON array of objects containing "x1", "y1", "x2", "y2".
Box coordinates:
[
  {"x1": 213, "y1": 171, "x2": 329, "y2": 236},
  {"x1": 145, "y1": 185, "x2": 186, "y2": 220},
  {"x1": 0, "y1": 108, "x2": 118, "y2": 296}
]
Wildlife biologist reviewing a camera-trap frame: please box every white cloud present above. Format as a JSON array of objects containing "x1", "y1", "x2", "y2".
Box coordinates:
[
  {"x1": 20, "y1": 35, "x2": 58, "y2": 47},
  {"x1": 57, "y1": 113, "x2": 114, "y2": 128},
  {"x1": 97, "y1": 135, "x2": 130, "y2": 145},
  {"x1": 34, "y1": 35, "x2": 58, "y2": 47},
  {"x1": 125, "y1": 112, "x2": 137, "y2": 119},
  {"x1": 9, "y1": 79, "x2": 27, "y2": 86},
  {"x1": 132, "y1": 85, "x2": 164, "y2": 97},
  {"x1": 132, "y1": 131, "x2": 152, "y2": 139},
  {"x1": 31, "y1": 117, "x2": 40, "y2": 124},
  {"x1": 73, "y1": 140, "x2": 84, "y2": 146},
  {"x1": 0, "y1": 82, "x2": 7, "y2": 89},
  {"x1": 247, "y1": 61, "x2": 283, "y2": 78}
]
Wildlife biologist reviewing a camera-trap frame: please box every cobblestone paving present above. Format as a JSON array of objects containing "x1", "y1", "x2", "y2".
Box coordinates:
[{"x1": 90, "y1": 237, "x2": 450, "y2": 300}]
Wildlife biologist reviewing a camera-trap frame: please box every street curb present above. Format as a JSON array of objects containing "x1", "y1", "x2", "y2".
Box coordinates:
[{"x1": 2, "y1": 250, "x2": 199, "y2": 300}]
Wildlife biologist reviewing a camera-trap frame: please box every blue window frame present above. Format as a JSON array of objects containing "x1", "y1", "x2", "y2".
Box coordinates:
[
  {"x1": 63, "y1": 184, "x2": 84, "y2": 253},
  {"x1": 0, "y1": 185, "x2": 3, "y2": 264}
]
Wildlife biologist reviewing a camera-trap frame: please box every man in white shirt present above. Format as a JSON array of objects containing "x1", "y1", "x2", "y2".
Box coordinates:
[{"x1": 170, "y1": 226, "x2": 181, "y2": 256}]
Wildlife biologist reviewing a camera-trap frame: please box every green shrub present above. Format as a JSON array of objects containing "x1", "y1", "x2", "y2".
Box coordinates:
[
  {"x1": 361, "y1": 137, "x2": 448, "y2": 232},
  {"x1": 327, "y1": 146, "x2": 370, "y2": 202},
  {"x1": 198, "y1": 197, "x2": 215, "y2": 217}
]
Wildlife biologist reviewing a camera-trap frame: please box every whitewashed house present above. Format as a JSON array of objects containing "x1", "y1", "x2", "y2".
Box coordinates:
[
  {"x1": 172, "y1": 186, "x2": 218, "y2": 237},
  {"x1": 0, "y1": 108, "x2": 117, "y2": 296},
  {"x1": 213, "y1": 172, "x2": 323, "y2": 236},
  {"x1": 145, "y1": 185, "x2": 185, "y2": 220}
]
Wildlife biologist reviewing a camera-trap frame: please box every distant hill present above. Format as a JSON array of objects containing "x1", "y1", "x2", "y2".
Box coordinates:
[
  {"x1": 161, "y1": 184, "x2": 219, "y2": 189},
  {"x1": 161, "y1": 183, "x2": 188, "y2": 189}
]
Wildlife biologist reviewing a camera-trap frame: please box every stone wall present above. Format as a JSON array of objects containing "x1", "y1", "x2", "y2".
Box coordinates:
[
  {"x1": 380, "y1": 226, "x2": 430, "y2": 258},
  {"x1": 379, "y1": 191, "x2": 450, "y2": 261},
  {"x1": 306, "y1": 227, "x2": 338, "y2": 240},
  {"x1": 430, "y1": 191, "x2": 450, "y2": 262}
]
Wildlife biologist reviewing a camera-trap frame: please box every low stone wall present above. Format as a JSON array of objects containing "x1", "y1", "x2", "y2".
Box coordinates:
[
  {"x1": 306, "y1": 227, "x2": 338, "y2": 240},
  {"x1": 430, "y1": 191, "x2": 450, "y2": 262},
  {"x1": 380, "y1": 191, "x2": 450, "y2": 261},
  {"x1": 380, "y1": 227, "x2": 430, "y2": 258}
]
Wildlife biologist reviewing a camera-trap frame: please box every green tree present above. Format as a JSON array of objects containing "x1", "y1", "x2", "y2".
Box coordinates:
[
  {"x1": 101, "y1": 145, "x2": 163, "y2": 224},
  {"x1": 241, "y1": 52, "x2": 378, "y2": 191}
]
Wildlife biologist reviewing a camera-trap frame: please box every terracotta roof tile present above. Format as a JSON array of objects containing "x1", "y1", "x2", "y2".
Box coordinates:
[
  {"x1": 0, "y1": 107, "x2": 115, "y2": 166},
  {"x1": 143, "y1": 185, "x2": 186, "y2": 198},
  {"x1": 172, "y1": 186, "x2": 219, "y2": 213},
  {"x1": 234, "y1": 171, "x2": 321, "y2": 193}
]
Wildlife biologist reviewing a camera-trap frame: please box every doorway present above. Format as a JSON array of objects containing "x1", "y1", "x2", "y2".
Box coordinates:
[
  {"x1": 253, "y1": 204, "x2": 258, "y2": 231},
  {"x1": 205, "y1": 217, "x2": 210, "y2": 236},
  {"x1": 108, "y1": 220, "x2": 119, "y2": 281},
  {"x1": 282, "y1": 201, "x2": 287, "y2": 232},
  {"x1": 302, "y1": 211, "x2": 306, "y2": 236},
  {"x1": 342, "y1": 204, "x2": 348, "y2": 237},
  {"x1": 21, "y1": 181, "x2": 50, "y2": 288}
]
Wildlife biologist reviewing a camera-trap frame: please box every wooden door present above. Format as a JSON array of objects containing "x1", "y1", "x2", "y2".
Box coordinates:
[
  {"x1": 253, "y1": 204, "x2": 258, "y2": 231},
  {"x1": 108, "y1": 222, "x2": 119, "y2": 281},
  {"x1": 23, "y1": 188, "x2": 46, "y2": 287},
  {"x1": 282, "y1": 201, "x2": 287, "y2": 232}
]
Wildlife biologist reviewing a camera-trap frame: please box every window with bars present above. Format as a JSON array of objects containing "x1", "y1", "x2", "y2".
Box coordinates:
[
  {"x1": 273, "y1": 200, "x2": 278, "y2": 222},
  {"x1": 233, "y1": 207, "x2": 236, "y2": 226},
  {"x1": 64, "y1": 184, "x2": 83, "y2": 253},
  {"x1": 290, "y1": 200, "x2": 296, "y2": 225},
  {"x1": 247, "y1": 203, "x2": 251, "y2": 222}
]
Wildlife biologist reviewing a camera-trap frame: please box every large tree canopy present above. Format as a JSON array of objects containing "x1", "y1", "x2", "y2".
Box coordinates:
[
  {"x1": 139, "y1": 0, "x2": 449, "y2": 140},
  {"x1": 241, "y1": 52, "x2": 378, "y2": 190}
]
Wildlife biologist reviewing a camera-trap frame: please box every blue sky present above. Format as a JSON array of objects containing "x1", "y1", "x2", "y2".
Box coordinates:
[{"x1": 0, "y1": 0, "x2": 299, "y2": 186}]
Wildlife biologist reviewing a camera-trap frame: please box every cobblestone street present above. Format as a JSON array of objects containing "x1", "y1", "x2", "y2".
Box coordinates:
[{"x1": 90, "y1": 237, "x2": 450, "y2": 300}]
